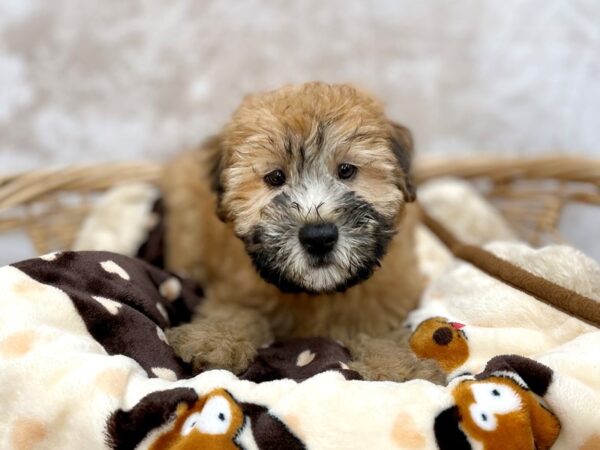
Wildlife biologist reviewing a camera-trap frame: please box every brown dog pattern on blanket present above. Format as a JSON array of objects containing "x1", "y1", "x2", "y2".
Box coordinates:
[
  {"x1": 2, "y1": 250, "x2": 576, "y2": 449},
  {"x1": 107, "y1": 387, "x2": 305, "y2": 450},
  {"x1": 434, "y1": 355, "x2": 560, "y2": 450}
]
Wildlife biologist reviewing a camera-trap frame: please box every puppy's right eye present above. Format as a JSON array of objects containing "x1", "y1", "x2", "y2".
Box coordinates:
[
  {"x1": 264, "y1": 170, "x2": 286, "y2": 187},
  {"x1": 337, "y1": 163, "x2": 357, "y2": 180}
]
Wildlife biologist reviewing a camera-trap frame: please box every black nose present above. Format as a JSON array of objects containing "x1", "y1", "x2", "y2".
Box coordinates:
[{"x1": 299, "y1": 223, "x2": 339, "y2": 256}]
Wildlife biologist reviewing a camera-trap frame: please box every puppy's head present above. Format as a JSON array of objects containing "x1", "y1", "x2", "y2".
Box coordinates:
[{"x1": 208, "y1": 82, "x2": 415, "y2": 293}]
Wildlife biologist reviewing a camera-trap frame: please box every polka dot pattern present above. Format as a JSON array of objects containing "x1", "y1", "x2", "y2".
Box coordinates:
[
  {"x1": 156, "y1": 302, "x2": 169, "y2": 321},
  {"x1": 152, "y1": 367, "x2": 177, "y2": 381},
  {"x1": 156, "y1": 326, "x2": 168, "y2": 344},
  {"x1": 39, "y1": 252, "x2": 61, "y2": 261},
  {"x1": 0, "y1": 330, "x2": 37, "y2": 358},
  {"x1": 241, "y1": 337, "x2": 361, "y2": 382},
  {"x1": 95, "y1": 367, "x2": 129, "y2": 397},
  {"x1": 13, "y1": 251, "x2": 204, "y2": 380},
  {"x1": 92, "y1": 296, "x2": 122, "y2": 315},
  {"x1": 11, "y1": 251, "x2": 368, "y2": 393},
  {"x1": 391, "y1": 412, "x2": 426, "y2": 449},
  {"x1": 159, "y1": 277, "x2": 182, "y2": 301},
  {"x1": 580, "y1": 434, "x2": 600, "y2": 450},
  {"x1": 100, "y1": 260, "x2": 131, "y2": 280},
  {"x1": 296, "y1": 350, "x2": 316, "y2": 367},
  {"x1": 10, "y1": 418, "x2": 47, "y2": 450}
]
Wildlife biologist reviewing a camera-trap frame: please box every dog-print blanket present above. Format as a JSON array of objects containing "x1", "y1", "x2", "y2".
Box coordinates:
[
  {"x1": 1, "y1": 179, "x2": 598, "y2": 449},
  {"x1": 0, "y1": 252, "x2": 580, "y2": 449},
  {"x1": 4, "y1": 248, "x2": 596, "y2": 450}
]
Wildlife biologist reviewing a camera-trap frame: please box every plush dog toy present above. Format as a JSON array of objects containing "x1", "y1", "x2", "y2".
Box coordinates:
[{"x1": 162, "y1": 82, "x2": 443, "y2": 382}]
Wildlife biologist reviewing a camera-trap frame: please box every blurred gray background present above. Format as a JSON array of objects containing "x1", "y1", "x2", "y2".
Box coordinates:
[{"x1": 0, "y1": 0, "x2": 599, "y2": 263}]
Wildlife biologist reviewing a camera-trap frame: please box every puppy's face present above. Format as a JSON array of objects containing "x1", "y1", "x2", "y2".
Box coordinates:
[{"x1": 210, "y1": 82, "x2": 415, "y2": 293}]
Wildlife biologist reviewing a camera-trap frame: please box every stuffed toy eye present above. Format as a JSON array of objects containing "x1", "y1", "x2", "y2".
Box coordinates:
[
  {"x1": 468, "y1": 383, "x2": 521, "y2": 432},
  {"x1": 181, "y1": 395, "x2": 232, "y2": 436}
]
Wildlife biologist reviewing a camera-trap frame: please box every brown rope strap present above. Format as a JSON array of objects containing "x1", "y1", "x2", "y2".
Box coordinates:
[{"x1": 419, "y1": 206, "x2": 600, "y2": 328}]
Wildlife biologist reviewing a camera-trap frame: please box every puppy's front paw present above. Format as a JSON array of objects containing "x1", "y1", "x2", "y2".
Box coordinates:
[
  {"x1": 347, "y1": 335, "x2": 446, "y2": 384},
  {"x1": 166, "y1": 323, "x2": 257, "y2": 374}
]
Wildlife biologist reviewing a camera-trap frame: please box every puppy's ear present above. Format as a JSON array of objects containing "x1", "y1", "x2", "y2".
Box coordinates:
[
  {"x1": 202, "y1": 134, "x2": 228, "y2": 221},
  {"x1": 389, "y1": 122, "x2": 416, "y2": 202}
]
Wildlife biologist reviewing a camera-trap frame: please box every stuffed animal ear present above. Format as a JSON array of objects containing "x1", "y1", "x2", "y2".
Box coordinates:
[
  {"x1": 388, "y1": 122, "x2": 416, "y2": 202},
  {"x1": 477, "y1": 355, "x2": 554, "y2": 396},
  {"x1": 106, "y1": 388, "x2": 198, "y2": 450},
  {"x1": 202, "y1": 134, "x2": 228, "y2": 222}
]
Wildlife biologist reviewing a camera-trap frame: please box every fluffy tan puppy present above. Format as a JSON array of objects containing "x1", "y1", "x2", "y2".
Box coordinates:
[{"x1": 163, "y1": 82, "x2": 443, "y2": 382}]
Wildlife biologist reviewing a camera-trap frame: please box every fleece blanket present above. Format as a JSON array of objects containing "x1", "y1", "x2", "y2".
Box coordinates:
[{"x1": 1, "y1": 179, "x2": 599, "y2": 449}]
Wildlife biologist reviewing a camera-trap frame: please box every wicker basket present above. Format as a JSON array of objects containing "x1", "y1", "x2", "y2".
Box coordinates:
[{"x1": 0, "y1": 155, "x2": 599, "y2": 255}]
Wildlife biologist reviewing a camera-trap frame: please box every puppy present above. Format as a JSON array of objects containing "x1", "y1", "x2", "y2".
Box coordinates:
[{"x1": 163, "y1": 82, "x2": 443, "y2": 382}]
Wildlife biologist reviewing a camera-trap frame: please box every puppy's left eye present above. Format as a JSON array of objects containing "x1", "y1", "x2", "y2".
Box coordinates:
[
  {"x1": 264, "y1": 170, "x2": 286, "y2": 187},
  {"x1": 337, "y1": 163, "x2": 357, "y2": 180}
]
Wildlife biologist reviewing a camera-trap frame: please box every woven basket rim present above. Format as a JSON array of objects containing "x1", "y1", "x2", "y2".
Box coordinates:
[{"x1": 0, "y1": 154, "x2": 598, "y2": 255}]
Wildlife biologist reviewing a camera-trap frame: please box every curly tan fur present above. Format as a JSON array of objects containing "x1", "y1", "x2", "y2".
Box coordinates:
[{"x1": 163, "y1": 82, "x2": 443, "y2": 383}]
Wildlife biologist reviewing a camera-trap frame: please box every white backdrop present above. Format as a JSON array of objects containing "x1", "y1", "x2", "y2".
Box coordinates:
[{"x1": 0, "y1": 0, "x2": 598, "y2": 263}]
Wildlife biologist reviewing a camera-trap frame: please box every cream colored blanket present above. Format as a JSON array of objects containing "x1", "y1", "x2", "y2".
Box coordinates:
[{"x1": 0, "y1": 179, "x2": 598, "y2": 450}]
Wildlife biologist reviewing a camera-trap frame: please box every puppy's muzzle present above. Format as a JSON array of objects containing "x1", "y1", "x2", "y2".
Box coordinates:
[{"x1": 298, "y1": 223, "x2": 339, "y2": 256}]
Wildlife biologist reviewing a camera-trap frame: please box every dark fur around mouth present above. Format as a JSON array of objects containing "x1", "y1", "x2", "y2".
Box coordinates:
[{"x1": 242, "y1": 191, "x2": 396, "y2": 294}]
